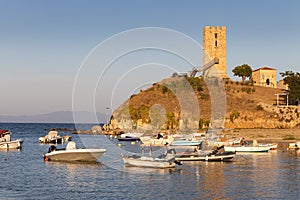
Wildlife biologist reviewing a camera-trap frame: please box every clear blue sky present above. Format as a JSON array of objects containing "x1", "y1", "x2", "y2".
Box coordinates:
[{"x1": 0, "y1": 0, "x2": 299, "y2": 115}]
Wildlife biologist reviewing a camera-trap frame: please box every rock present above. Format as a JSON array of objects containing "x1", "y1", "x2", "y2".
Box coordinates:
[{"x1": 91, "y1": 125, "x2": 102, "y2": 134}]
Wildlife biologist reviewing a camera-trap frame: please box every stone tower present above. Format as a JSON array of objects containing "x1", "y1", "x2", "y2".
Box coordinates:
[{"x1": 202, "y1": 26, "x2": 227, "y2": 78}]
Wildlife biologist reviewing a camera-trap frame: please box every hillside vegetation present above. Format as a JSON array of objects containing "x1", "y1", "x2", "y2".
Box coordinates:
[{"x1": 111, "y1": 76, "x2": 300, "y2": 131}]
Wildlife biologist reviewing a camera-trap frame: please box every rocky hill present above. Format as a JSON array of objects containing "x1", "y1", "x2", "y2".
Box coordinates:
[{"x1": 110, "y1": 76, "x2": 300, "y2": 131}]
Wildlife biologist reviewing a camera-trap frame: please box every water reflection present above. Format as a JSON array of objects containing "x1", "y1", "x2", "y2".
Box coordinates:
[
  {"x1": 201, "y1": 162, "x2": 228, "y2": 199},
  {"x1": 122, "y1": 165, "x2": 179, "y2": 175},
  {"x1": 45, "y1": 161, "x2": 104, "y2": 188}
]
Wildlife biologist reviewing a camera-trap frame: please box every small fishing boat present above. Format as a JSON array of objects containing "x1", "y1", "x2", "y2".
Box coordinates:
[
  {"x1": 43, "y1": 141, "x2": 106, "y2": 162},
  {"x1": 121, "y1": 149, "x2": 180, "y2": 168},
  {"x1": 39, "y1": 131, "x2": 72, "y2": 144},
  {"x1": 288, "y1": 142, "x2": 300, "y2": 150},
  {"x1": 117, "y1": 136, "x2": 140, "y2": 141},
  {"x1": 224, "y1": 146, "x2": 270, "y2": 153},
  {"x1": 175, "y1": 145, "x2": 235, "y2": 162},
  {"x1": 171, "y1": 140, "x2": 201, "y2": 146},
  {"x1": 117, "y1": 133, "x2": 141, "y2": 141},
  {"x1": 176, "y1": 152, "x2": 235, "y2": 161},
  {"x1": 0, "y1": 130, "x2": 23, "y2": 150},
  {"x1": 258, "y1": 143, "x2": 278, "y2": 150},
  {"x1": 140, "y1": 133, "x2": 174, "y2": 146},
  {"x1": 287, "y1": 142, "x2": 300, "y2": 156},
  {"x1": 0, "y1": 139, "x2": 23, "y2": 150}
]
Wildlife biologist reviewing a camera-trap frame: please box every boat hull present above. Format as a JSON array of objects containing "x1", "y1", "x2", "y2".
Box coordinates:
[
  {"x1": 122, "y1": 156, "x2": 176, "y2": 168},
  {"x1": 140, "y1": 136, "x2": 174, "y2": 146},
  {"x1": 224, "y1": 146, "x2": 269, "y2": 153},
  {"x1": 117, "y1": 137, "x2": 140, "y2": 141},
  {"x1": 171, "y1": 141, "x2": 201, "y2": 146},
  {"x1": 176, "y1": 153, "x2": 235, "y2": 161},
  {"x1": 0, "y1": 139, "x2": 22, "y2": 150},
  {"x1": 44, "y1": 149, "x2": 106, "y2": 162}
]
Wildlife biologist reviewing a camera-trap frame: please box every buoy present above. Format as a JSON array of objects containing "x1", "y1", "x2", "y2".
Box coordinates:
[
  {"x1": 131, "y1": 142, "x2": 136, "y2": 145},
  {"x1": 44, "y1": 157, "x2": 49, "y2": 161},
  {"x1": 118, "y1": 143, "x2": 122, "y2": 147}
]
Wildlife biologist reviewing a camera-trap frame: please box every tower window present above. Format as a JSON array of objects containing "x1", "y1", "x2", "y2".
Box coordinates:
[
  {"x1": 215, "y1": 40, "x2": 218, "y2": 47},
  {"x1": 215, "y1": 33, "x2": 218, "y2": 39}
]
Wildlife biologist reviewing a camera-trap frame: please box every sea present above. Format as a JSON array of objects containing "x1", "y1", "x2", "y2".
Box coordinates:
[{"x1": 0, "y1": 123, "x2": 299, "y2": 200}]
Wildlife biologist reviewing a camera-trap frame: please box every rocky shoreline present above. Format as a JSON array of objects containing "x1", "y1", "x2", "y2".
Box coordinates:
[{"x1": 70, "y1": 125, "x2": 300, "y2": 143}]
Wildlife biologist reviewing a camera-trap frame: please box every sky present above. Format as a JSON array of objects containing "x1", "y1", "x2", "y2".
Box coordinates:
[{"x1": 0, "y1": 0, "x2": 299, "y2": 116}]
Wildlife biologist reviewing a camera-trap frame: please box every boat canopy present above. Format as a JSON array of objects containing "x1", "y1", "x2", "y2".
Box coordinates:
[{"x1": 0, "y1": 130, "x2": 10, "y2": 135}]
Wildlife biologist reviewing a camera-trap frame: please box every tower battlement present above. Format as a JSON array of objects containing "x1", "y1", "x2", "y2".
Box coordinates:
[{"x1": 204, "y1": 26, "x2": 226, "y2": 31}]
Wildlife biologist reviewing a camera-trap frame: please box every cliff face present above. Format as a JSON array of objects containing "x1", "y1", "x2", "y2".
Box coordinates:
[{"x1": 111, "y1": 76, "x2": 300, "y2": 131}]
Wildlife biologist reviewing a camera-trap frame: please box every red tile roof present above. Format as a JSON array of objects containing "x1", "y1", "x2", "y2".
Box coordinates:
[{"x1": 253, "y1": 67, "x2": 276, "y2": 72}]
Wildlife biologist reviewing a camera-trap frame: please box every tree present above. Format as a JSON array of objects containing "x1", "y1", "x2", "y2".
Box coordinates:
[
  {"x1": 280, "y1": 71, "x2": 300, "y2": 104},
  {"x1": 232, "y1": 64, "x2": 252, "y2": 82}
]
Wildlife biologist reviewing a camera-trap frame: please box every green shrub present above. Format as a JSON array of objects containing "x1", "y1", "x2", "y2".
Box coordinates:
[
  {"x1": 256, "y1": 105, "x2": 264, "y2": 111},
  {"x1": 282, "y1": 134, "x2": 296, "y2": 140},
  {"x1": 230, "y1": 111, "x2": 240, "y2": 123}
]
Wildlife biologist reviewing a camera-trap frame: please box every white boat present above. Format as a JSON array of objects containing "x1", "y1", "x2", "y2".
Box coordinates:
[
  {"x1": 258, "y1": 143, "x2": 278, "y2": 150},
  {"x1": 287, "y1": 142, "x2": 300, "y2": 156},
  {"x1": 140, "y1": 134, "x2": 174, "y2": 146},
  {"x1": 43, "y1": 142, "x2": 106, "y2": 162},
  {"x1": 175, "y1": 145, "x2": 235, "y2": 161},
  {"x1": 39, "y1": 131, "x2": 72, "y2": 144},
  {"x1": 122, "y1": 155, "x2": 176, "y2": 168},
  {"x1": 288, "y1": 142, "x2": 300, "y2": 150},
  {"x1": 224, "y1": 146, "x2": 270, "y2": 153},
  {"x1": 0, "y1": 130, "x2": 22, "y2": 150},
  {"x1": 0, "y1": 139, "x2": 22, "y2": 150},
  {"x1": 121, "y1": 149, "x2": 179, "y2": 168},
  {"x1": 117, "y1": 132, "x2": 143, "y2": 141},
  {"x1": 171, "y1": 139, "x2": 201, "y2": 146},
  {"x1": 120, "y1": 132, "x2": 143, "y2": 138},
  {"x1": 175, "y1": 152, "x2": 235, "y2": 161}
]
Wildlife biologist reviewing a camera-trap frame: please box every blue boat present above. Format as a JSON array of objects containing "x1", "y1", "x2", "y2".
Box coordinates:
[{"x1": 171, "y1": 140, "x2": 201, "y2": 146}]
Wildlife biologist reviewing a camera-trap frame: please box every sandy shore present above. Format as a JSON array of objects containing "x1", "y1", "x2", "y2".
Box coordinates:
[{"x1": 223, "y1": 128, "x2": 300, "y2": 143}]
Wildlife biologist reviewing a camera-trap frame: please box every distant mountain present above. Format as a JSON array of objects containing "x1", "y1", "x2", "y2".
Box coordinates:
[{"x1": 0, "y1": 111, "x2": 107, "y2": 123}]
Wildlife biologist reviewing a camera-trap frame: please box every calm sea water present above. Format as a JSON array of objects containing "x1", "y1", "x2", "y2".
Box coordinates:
[{"x1": 0, "y1": 123, "x2": 299, "y2": 200}]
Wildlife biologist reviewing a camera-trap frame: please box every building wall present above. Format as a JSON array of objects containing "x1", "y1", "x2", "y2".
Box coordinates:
[
  {"x1": 252, "y1": 68, "x2": 277, "y2": 88},
  {"x1": 202, "y1": 26, "x2": 227, "y2": 78},
  {"x1": 277, "y1": 80, "x2": 288, "y2": 90}
]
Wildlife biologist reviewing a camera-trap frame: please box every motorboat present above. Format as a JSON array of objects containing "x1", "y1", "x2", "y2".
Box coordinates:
[
  {"x1": 0, "y1": 139, "x2": 23, "y2": 150},
  {"x1": 224, "y1": 146, "x2": 270, "y2": 153},
  {"x1": 120, "y1": 132, "x2": 143, "y2": 139},
  {"x1": 171, "y1": 139, "x2": 201, "y2": 146},
  {"x1": 0, "y1": 130, "x2": 22, "y2": 150},
  {"x1": 224, "y1": 139, "x2": 271, "y2": 153},
  {"x1": 39, "y1": 131, "x2": 72, "y2": 144},
  {"x1": 121, "y1": 149, "x2": 180, "y2": 168},
  {"x1": 43, "y1": 141, "x2": 106, "y2": 162},
  {"x1": 117, "y1": 132, "x2": 142, "y2": 141},
  {"x1": 175, "y1": 152, "x2": 235, "y2": 161},
  {"x1": 258, "y1": 143, "x2": 278, "y2": 150},
  {"x1": 140, "y1": 133, "x2": 174, "y2": 146},
  {"x1": 117, "y1": 136, "x2": 140, "y2": 141},
  {"x1": 175, "y1": 146, "x2": 235, "y2": 162},
  {"x1": 288, "y1": 141, "x2": 300, "y2": 150},
  {"x1": 287, "y1": 142, "x2": 300, "y2": 156}
]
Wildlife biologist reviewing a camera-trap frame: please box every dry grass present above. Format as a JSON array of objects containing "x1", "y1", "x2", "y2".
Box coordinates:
[{"x1": 226, "y1": 128, "x2": 300, "y2": 142}]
